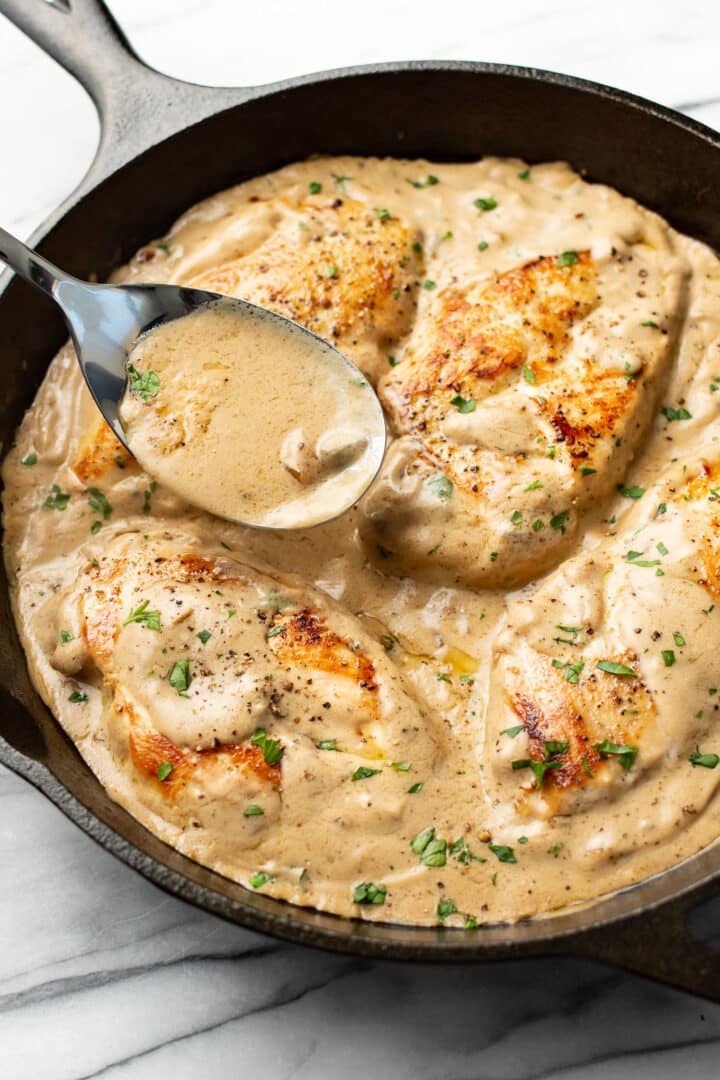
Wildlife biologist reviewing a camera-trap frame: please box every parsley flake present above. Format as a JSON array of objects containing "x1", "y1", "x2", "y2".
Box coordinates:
[
  {"x1": 351, "y1": 766, "x2": 381, "y2": 781},
  {"x1": 168, "y1": 659, "x2": 192, "y2": 696},
  {"x1": 689, "y1": 747, "x2": 719, "y2": 769},
  {"x1": 43, "y1": 484, "x2": 70, "y2": 511},
  {"x1": 596, "y1": 660, "x2": 637, "y2": 677},
  {"x1": 123, "y1": 599, "x2": 161, "y2": 631},
  {"x1": 353, "y1": 882, "x2": 387, "y2": 904},
  {"x1": 450, "y1": 394, "x2": 476, "y2": 413},
  {"x1": 127, "y1": 363, "x2": 159, "y2": 401}
]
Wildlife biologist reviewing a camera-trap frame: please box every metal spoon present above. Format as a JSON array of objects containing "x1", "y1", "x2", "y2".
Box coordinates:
[{"x1": 0, "y1": 226, "x2": 386, "y2": 529}]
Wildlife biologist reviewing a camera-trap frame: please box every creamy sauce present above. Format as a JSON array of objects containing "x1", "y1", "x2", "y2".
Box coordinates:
[
  {"x1": 119, "y1": 300, "x2": 385, "y2": 528},
  {"x1": 4, "y1": 156, "x2": 720, "y2": 929}
]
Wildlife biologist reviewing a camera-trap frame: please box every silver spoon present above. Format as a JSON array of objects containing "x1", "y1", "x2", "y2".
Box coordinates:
[{"x1": 0, "y1": 226, "x2": 386, "y2": 529}]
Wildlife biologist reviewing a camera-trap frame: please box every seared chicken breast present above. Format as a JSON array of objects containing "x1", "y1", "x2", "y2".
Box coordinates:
[
  {"x1": 362, "y1": 243, "x2": 688, "y2": 587},
  {"x1": 183, "y1": 196, "x2": 423, "y2": 383},
  {"x1": 484, "y1": 452, "x2": 720, "y2": 842},
  {"x1": 51, "y1": 531, "x2": 443, "y2": 885}
]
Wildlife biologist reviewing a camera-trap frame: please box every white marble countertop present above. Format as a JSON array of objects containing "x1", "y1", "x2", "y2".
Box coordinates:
[{"x1": 1, "y1": 1, "x2": 720, "y2": 1076}]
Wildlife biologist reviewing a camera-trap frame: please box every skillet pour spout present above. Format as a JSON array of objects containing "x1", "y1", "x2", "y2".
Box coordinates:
[{"x1": 0, "y1": 0, "x2": 719, "y2": 1001}]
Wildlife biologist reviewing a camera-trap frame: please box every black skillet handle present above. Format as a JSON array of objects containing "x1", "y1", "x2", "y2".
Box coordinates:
[
  {"x1": 0, "y1": 0, "x2": 250, "y2": 197},
  {"x1": 571, "y1": 882, "x2": 720, "y2": 1002}
]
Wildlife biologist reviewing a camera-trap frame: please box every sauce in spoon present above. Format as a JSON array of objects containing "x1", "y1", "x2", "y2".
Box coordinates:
[{"x1": 119, "y1": 299, "x2": 386, "y2": 528}]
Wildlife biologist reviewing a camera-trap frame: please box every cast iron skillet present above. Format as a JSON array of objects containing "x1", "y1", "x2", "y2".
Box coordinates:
[{"x1": 1, "y1": 0, "x2": 719, "y2": 1000}]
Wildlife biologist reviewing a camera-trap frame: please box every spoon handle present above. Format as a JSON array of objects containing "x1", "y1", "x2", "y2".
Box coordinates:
[{"x1": 0, "y1": 226, "x2": 67, "y2": 300}]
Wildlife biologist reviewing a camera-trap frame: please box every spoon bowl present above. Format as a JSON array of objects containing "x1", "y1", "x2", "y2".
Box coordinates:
[{"x1": 0, "y1": 226, "x2": 387, "y2": 529}]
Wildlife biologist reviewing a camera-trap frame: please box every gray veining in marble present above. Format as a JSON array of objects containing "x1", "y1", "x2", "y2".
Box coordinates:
[{"x1": 1, "y1": 1, "x2": 720, "y2": 1076}]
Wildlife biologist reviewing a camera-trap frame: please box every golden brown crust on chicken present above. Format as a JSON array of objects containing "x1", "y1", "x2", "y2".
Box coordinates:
[
  {"x1": 504, "y1": 649, "x2": 653, "y2": 796},
  {"x1": 189, "y1": 197, "x2": 423, "y2": 379},
  {"x1": 72, "y1": 415, "x2": 136, "y2": 485},
  {"x1": 362, "y1": 248, "x2": 686, "y2": 587}
]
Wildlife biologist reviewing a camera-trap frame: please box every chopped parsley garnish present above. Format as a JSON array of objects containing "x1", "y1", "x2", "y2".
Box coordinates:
[
  {"x1": 407, "y1": 174, "x2": 439, "y2": 188},
  {"x1": 87, "y1": 487, "x2": 111, "y2": 520},
  {"x1": 353, "y1": 882, "x2": 387, "y2": 905},
  {"x1": 43, "y1": 484, "x2": 70, "y2": 511},
  {"x1": 436, "y1": 672, "x2": 452, "y2": 683},
  {"x1": 474, "y1": 197, "x2": 498, "y2": 212},
  {"x1": 488, "y1": 843, "x2": 516, "y2": 864},
  {"x1": 332, "y1": 173, "x2": 352, "y2": 186},
  {"x1": 689, "y1": 747, "x2": 719, "y2": 769},
  {"x1": 449, "y1": 838, "x2": 486, "y2": 865},
  {"x1": 525, "y1": 480, "x2": 542, "y2": 491},
  {"x1": 450, "y1": 394, "x2": 476, "y2": 413},
  {"x1": 197, "y1": 629, "x2": 212, "y2": 644},
  {"x1": 673, "y1": 632, "x2": 686, "y2": 647},
  {"x1": 626, "y1": 550, "x2": 661, "y2": 568},
  {"x1": 90, "y1": 520, "x2": 102, "y2": 535},
  {"x1": 351, "y1": 766, "x2": 381, "y2": 781},
  {"x1": 60, "y1": 629, "x2": 74, "y2": 644},
  {"x1": 477, "y1": 240, "x2": 489, "y2": 251},
  {"x1": 557, "y1": 250, "x2": 578, "y2": 267},
  {"x1": 127, "y1": 363, "x2": 159, "y2": 401},
  {"x1": 376, "y1": 207, "x2": 391, "y2": 220},
  {"x1": 437, "y1": 898, "x2": 458, "y2": 921},
  {"x1": 423, "y1": 279, "x2": 436, "y2": 290},
  {"x1": 317, "y1": 739, "x2": 338, "y2": 751},
  {"x1": 327, "y1": 264, "x2": 338, "y2": 278},
  {"x1": 662, "y1": 406, "x2": 692, "y2": 421},
  {"x1": 641, "y1": 319, "x2": 659, "y2": 328},
  {"x1": 142, "y1": 480, "x2": 157, "y2": 515},
  {"x1": 657, "y1": 542, "x2": 669, "y2": 556},
  {"x1": 427, "y1": 474, "x2": 453, "y2": 501},
  {"x1": 550, "y1": 510, "x2": 569, "y2": 533},
  {"x1": 250, "y1": 871, "x2": 272, "y2": 889},
  {"x1": 620, "y1": 485, "x2": 645, "y2": 499},
  {"x1": 388, "y1": 355, "x2": 399, "y2": 367},
  {"x1": 552, "y1": 659, "x2": 585, "y2": 684},
  {"x1": 156, "y1": 761, "x2": 173, "y2": 782},
  {"x1": 510, "y1": 510, "x2": 523, "y2": 526},
  {"x1": 593, "y1": 739, "x2": 638, "y2": 770},
  {"x1": 532, "y1": 519, "x2": 545, "y2": 532},
  {"x1": 662, "y1": 649, "x2": 676, "y2": 667},
  {"x1": 391, "y1": 761, "x2": 411, "y2": 771},
  {"x1": 20, "y1": 452, "x2": 37, "y2": 466},
  {"x1": 548, "y1": 842, "x2": 565, "y2": 855},
  {"x1": 156, "y1": 240, "x2": 172, "y2": 254},
  {"x1": 123, "y1": 599, "x2": 162, "y2": 631},
  {"x1": 554, "y1": 624, "x2": 583, "y2": 645},
  {"x1": 408, "y1": 782, "x2": 424, "y2": 794},
  {"x1": 580, "y1": 466, "x2": 596, "y2": 476},
  {"x1": 267, "y1": 624, "x2": 286, "y2": 639},
  {"x1": 501, "y1": 724, "x2": 525, "y2": 738},
  {"x1": 251, "y1": 728, "x2": 284, "y2": 766},
  {"x1": 308, "y1": 181, "x2": 322, "y2": 194},
  {"x1": 522, "y1": 364, "x2": 536, "y2": 384},
  {"x1": 512, "y1": 757, "x2": 562, "y2": 787},
  {"x1": 243, "y1": 804, "x2": 264, "y2": 817},
  {"x1": 517, "y1": 168, "x2": 531, "y2": 181},
  {"x1": 168, "y1": 659, "x2": 192, "y2": 697},
  {"x1": 68, "y1": 690, "x2": 88, "y2": 703},
  {"x1": 596, "y1": 660, "x2": 637, "y2": 677},
  {"x1": 410, "y1": 826, "x2": 447, "y2": 866}
]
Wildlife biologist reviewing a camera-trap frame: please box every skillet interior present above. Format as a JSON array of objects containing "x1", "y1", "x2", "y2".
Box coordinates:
[{"x1": 1, "y1": 63, "x2": 720, "y2": 991}]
